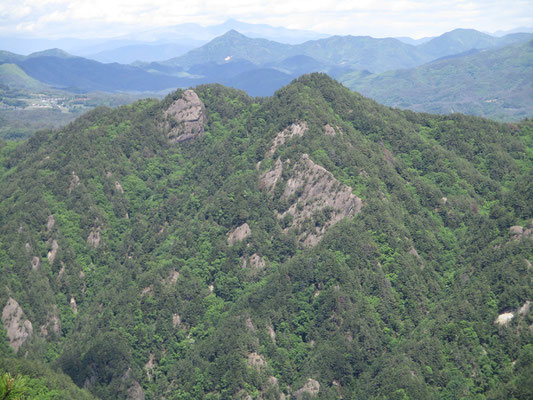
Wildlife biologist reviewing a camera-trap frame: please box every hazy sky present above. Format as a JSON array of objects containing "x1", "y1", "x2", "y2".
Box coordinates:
[{"x1": 1, "y1": 0, "x2": 533, "y2": 39}]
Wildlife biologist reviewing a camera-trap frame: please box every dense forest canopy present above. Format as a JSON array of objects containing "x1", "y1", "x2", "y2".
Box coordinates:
[{"x1": 0, "y1": 74, "x2": 532, "y2": 399}]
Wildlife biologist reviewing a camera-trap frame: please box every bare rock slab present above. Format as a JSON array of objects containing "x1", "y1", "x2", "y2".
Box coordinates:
[
  {"x1": 228, "y1": 223, "x2": 251, "y2": 245},
  {"x1": 164, "y1": 90, "x2": 207, "y2": 143},
  {"x1": 2, "y1": 297, "x2": 33, "y2": 352},
  {"x1": 294, "y1": 379, "x2": 320, "y2": 399}
]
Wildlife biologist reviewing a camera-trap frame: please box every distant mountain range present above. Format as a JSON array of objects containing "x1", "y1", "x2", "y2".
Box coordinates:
[
  {"x1": 1, "y1": 27, "x2": 532, "y2": 119},
  {"x1": 340, "y1": 39, "x2": 533, "y2": 121},
  {"x1": 0, "y1": 19, "x2": 329, "y2": 64},
  {"x1": 0, "y1": 49, "x2": 192, "y2": 92}
]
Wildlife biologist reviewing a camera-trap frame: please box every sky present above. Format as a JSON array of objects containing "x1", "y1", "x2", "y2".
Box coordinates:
[{"x1": 1, "y1": 0, "x2": 533, "y2": 39}]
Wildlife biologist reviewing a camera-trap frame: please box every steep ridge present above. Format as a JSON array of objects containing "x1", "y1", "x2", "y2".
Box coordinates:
[{"x1": 0, "y1": 74, "x2": 532, "y2": 399}]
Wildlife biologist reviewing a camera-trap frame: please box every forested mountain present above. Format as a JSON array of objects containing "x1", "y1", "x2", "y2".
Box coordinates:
[
  {"x1": 2, "y1": 28, "x2": 533, "y2": 105},
  {"x1": 1, "y1": 74, "x2": 532, "y2": 399},
  {"x1": 16, "y1": 52, "x2": 191, "y2": 92},
  {"x1": 340, "y1": 39, "x2": 533, "y2": 121},
  {"x1": 163, "y1": 28, "x2": 533, "y2": 73},
  {"x1": 416, "y1": 28, "x2": 528, "y2": 58},
  {"x1": 0, "y1": 19, "x2": 328, "y2": 61},
  {"x1": 164, "y1": 30, "x2": 427, "y2": 73}
]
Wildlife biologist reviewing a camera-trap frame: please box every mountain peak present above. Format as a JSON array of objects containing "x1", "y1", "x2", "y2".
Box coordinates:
[
  {"x1": 27, "y1": 48, "x2": 74, "y2": 59},
  {"x1": 222, "y1": 29, "x2": 247, "y2": 38}
]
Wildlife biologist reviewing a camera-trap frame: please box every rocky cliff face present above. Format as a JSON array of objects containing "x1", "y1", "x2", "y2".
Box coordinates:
[
  {"x1": 2, "y1": 297, "x2": 33, "y2": 352},
  {"x1": 164, "y1": 89, "x2": 207, "y2": 143},
  {"x1": 261, "y1": 154, "x2": 362, "y2": 246}
]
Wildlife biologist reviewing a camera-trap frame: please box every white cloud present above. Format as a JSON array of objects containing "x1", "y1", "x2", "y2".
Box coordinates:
[{"x1": 0, "y1": 0, "x2": 532, "y2": 38}]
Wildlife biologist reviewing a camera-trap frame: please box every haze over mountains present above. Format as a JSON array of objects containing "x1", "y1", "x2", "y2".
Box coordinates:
[
  {"x1": 1, "y1": 20, "x2": 532, "y2": 141},
  {"x1": 0, "y1": 19, "x2": 329, "y2": 61},
  {"x1": 340, "y1": 39, "x2": 533, "y2": 121}
]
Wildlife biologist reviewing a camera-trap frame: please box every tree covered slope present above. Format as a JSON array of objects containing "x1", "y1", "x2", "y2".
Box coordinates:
[
  {"x1": 340, "y1": 40, "x2": 533, "y2": 121},
  {"x1": 0, "y1": 74, "x2": 532, "y2": 399}
]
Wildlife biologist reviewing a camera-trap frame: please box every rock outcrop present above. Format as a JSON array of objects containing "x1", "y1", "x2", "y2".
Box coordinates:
[
  {"x1": 68, "y1": 172, "x2": 80, "y2": 194},
  {"x1": 260, "y1": 154, "x2": 362, "y2": 246},
  {"x1": 294, "y1": 379, "x2": 320, "y2": 399},
  {"x1": 48, "y1": 239, "x2": 59, "y2": 264},
  {"x1": 247, "y1": 352, "x2": 266, "y2": 371},
  {"x1": 164, "y1": 270, "x2": 180, "y2": 286},
  {"x1": 519, "y1": 300, "x2": 530, "y2": 316},
  {"x1": 70, "y1": 296, "x2": 78, "y2": 313},
  {"x1": 266, "y1": 122, "x2": 307, "y2": 157},
  {"x1": 2, "y1": 298, "x2": 33, "y2": 352},
  {"x1": 324, "y1": 124, "x2": 337, "y2": 137},
  {"x1": 495, "y1": 312, "x2": 514, "y2": 325},
  {"x1": 31, "y1": 256, "x2": 40, "y2": 270},
  {"x1": 164, "y1": 90, "x2": 207, "y2": 143},
  {"x1": 87, "y1": 229, "x2": 101, "y2": 248},
  {"x1": 172, "y1": 314, "x2": 181, "y2": 328},
  {"x1": 127, "y1": 381, "x2": 145, "y2": 400},
  {"x1": 259, "y1": 158, "x2": 283, "y2": 193},
  {"x1": 228, "y1": 223, "x2": 251, "y2": 245},
  {"x1": 509, "y1": 224, "x2": 533, "y2": 240},
  {"x1": 115, "y1": 181, "x2": 124, "y2": 194},
  {"x1": 145, "y1": 353, "x2": 156, "y2": 381},
  {"x1": 241, "y1": 253, "x2": 266, "y2": 270},
  {"x1": 47, "y1": 215, "x2": 55, "y2": 232}
]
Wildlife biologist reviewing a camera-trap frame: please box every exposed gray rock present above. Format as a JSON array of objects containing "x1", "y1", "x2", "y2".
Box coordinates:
[
  {"x1": 267, "y1": 323, "x2": 276, "y2": 343},
  {"x1": 145, "y1": 353, "x2": 155, "y2": 381},
  {"x1": 48, "y1": 240, "x2": 59, "y2": 264},
  {"x1": 509, "y1": 225, "x2": 533, "y2": 241},
  {"x1": 519, "y1": 300, "x2": 530, "y2": 316},
  {"x1": 164, "y1": 89, "x2": 207, "y2": 143},
  {"x1": 31, "y1": 256, "x2": 40, "y2": 270},
  {"x1": 228, "y1": 223, "x2": 251, "y2": 245},
  {"x1": 263, "y1": 154, "x2": 362, "y2": 246},
  {"x1": 164, "y1": 270, "x2": 180, "y2": 286},
  {"x1": 408, "y1": 246, "x2": 420, "y2": 258},
  {"x1": 47, "y1": 215, "x2": 55, "y2": 232},
  {"x1": 245, "y1": 316, "x2": 256, "y2": 333},
  {"x1": 247, "y1": 352, "x2": 266, "y2": 371},
  {"x1": 495, "y1": 312, "x2": 514, "y2": 325},
  {"x1": 259, "y1": 158, "x2": 283, "y2": 193},
  {"x1": 141, "y1": 286, "x2": 153, "y2": 296},
  {"x1": 127, "y1": 381, "x2": 145, "y2": 400},
  {"x1": 115, "y1": 181, "x2": 124, "y2": 194},
  {"x1": 2, "y1": 297, "x2": 33, "y2": 352},
  {"x1": 68, "y1": 172, "x2": 80, "y2": 194},
  {"x1": 241, "y1": 253, "x2": 266, "y2": 270},
  {"x1": 172, "y1": 314, "x2": 181, "y2": 328},
  {"x1": 87, "y1": 229, "x2": 101, "y2": 248},
  {"x1": 294, "y1": 378, "x2": 320, "y2": 399},
  {"x1": 266, "y1": 122, "x2": 307, "y2": 157},
  {"x1": 59, "y1": 262, "x2": 66, "y2": 277},
  {"x1": 70, "y1": 296, "x2": 78, "y2": 313},
  {"x1": 324, "y1": 124, "x2": 337, "y2": 136}
]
